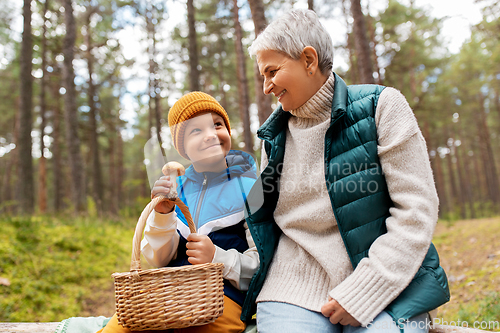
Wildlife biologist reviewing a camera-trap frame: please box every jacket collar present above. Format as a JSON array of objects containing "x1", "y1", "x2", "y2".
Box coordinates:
[{"x1": 330, "y1": 72, "x2": 348, "y2": 122}]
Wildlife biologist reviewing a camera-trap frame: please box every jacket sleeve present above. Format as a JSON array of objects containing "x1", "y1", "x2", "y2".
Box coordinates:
[
  {"x1": 328, "y1": 87, "x2": 439, "y2": 326},
  {"x1": 211, "y1": 222, "x2": 260, "y2": 291},
  {"x1": 141, "y1": 210, "x2": 180, "y2": 268}
]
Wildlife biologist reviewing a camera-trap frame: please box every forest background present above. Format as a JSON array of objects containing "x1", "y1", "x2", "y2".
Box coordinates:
[{"x1": 0, "y1": 0, "x2": 499, "y2": 327}]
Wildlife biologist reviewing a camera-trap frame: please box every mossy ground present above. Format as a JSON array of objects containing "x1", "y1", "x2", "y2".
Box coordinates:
[
  {"x1": 0, "y1": 215, "x2": 136, "y2": 321},
  {"x1": 0, "y1": 215, "x2": 499, "y2": 329},
  {"x1": 433, "y1": 217, "x2": 500, "y2": 330}
]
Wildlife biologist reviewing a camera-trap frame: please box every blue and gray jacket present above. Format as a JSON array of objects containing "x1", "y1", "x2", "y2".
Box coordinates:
[{"x1": 168, "y1": 150, "x2": 257, "y2": 306}]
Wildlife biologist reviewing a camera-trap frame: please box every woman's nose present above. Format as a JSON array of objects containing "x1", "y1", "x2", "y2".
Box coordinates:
[{"x1": 263, "y1": 77, "x2": 273, "y2": 95}]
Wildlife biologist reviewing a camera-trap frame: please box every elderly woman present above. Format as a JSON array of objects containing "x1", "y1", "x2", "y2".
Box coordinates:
[{"x1": 240, "y1": 9, "x2": 449, "y2": 333}]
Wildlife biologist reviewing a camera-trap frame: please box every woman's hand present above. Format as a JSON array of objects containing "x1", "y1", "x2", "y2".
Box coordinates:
[
  {"x1": 186, "y1": 234, "x2": 216, "y2": 265},
  {"x1": 321, "y1": 298, "x2": 361, "y2": 327},
  {"x1": 151, "y1": 176, "x2": 176, "y2": 214}
]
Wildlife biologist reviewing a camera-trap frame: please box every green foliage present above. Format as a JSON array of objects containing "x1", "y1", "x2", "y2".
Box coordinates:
[
  {"x1": 0, "y1": 215, "x2": 135, "y2": 321},
  {"x1": 376, "y1": 0, "x2": 447, "y2": 113},
  {"x1": 168, "y1": 0, "x2": 255, "y2": 151}
]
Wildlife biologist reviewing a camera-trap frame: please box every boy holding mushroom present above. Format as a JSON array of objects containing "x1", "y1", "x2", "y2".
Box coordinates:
[{"x1": 99, "y1": 91, "x2": 259, "y2": 333}]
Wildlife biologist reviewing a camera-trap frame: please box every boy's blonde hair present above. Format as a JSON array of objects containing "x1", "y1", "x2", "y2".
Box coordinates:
[{"x1": 168, "y1": 91, "x2": 231, "y2": 159}]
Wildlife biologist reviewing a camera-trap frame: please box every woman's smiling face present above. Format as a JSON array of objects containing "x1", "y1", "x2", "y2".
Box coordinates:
[
  {"x1": 183, "y1": 112, "x2": 231, "y2": 173},
  {"x1": 256, "y1": 49, "x2": 319, "y2": 111}
]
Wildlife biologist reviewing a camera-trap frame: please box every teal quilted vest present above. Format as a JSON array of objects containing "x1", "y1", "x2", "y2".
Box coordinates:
[{"x1": 241, "y1": 73, "x2": 450, "y2": 326}]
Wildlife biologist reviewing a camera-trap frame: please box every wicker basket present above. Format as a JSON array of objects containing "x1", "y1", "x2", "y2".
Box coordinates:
[{"x1": 112, "y1": 195, "x2": 225, "y2": 331}]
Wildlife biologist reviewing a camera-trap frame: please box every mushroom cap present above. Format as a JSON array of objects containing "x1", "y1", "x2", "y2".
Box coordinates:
[{"x1": 162, "y1": 161, "x2": 186, "y2": 177}]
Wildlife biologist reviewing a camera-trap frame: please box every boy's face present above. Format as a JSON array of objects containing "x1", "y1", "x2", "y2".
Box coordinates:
[{"x1": 183, "y1": 112, "x2": 231, "y2": 172}]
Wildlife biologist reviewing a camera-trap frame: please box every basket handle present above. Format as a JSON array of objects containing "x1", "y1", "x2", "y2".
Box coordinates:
[{"x1": 130, "y1": 195, "x2": 196, "y2": 271}]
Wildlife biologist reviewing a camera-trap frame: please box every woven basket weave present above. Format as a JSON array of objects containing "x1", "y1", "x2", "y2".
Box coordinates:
[{"x1": 112, "y1": 195, "x2": 224, "y2": 331}]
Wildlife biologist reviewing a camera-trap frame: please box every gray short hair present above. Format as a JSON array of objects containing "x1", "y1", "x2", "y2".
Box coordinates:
[{"x1": 249, "y1": 9, "x2": 333, "y2": 75}]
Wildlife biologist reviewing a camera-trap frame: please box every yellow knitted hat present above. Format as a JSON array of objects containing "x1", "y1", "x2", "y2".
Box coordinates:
[{"x1": 168, "y1": 91, "x2": 231, "y2": 159}]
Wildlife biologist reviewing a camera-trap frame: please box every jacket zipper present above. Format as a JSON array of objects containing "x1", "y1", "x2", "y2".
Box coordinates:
[{"x1": 193, "y1": 174, "x2": 208, "y2": 231}]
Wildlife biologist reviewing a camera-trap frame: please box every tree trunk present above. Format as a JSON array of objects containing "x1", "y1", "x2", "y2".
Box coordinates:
[
  {"x1": 433, "y1": 153, "x2": 448, "y2": 217},
  {"x1": 18, "y1": 0, "x2": 34, "y2": 214},
  {"x1": 496, "y1": 90, "x2": 500, "y2": 134},
  {"x1": 350, "y1": 0, "x2": 374, "y2": 84},
  {"x1": 456, "y1": 124, "x2": 476, "y2": 218},
  {"x1": 116, "y1": 132, "x2": 124, "y2": 208},
  {"x1": 494, "y1": 89, "x2": 500, "y2": 169},
  {"x1": 146, "y1": 9, "x2": 164, "y2": 155},
  {"x1": 472, "y1": 148, "x2": 486, "y2": 216},
  {"x1": 453, "y1": 138, "x2": 469, "y2": 219},
  {"x1": 444, "y1": 127, "x2": 459, "y2": 216},
  {"x1": 38, "y1": 0, "x2": 49, "y2": 213},
  {"x1": 462, "y1": 151, "x2": 476, "y2": 219},
  {"x1": 308, "y1": 0, "x2": 314, "y2": 11},
  {"x1": 107, "y1": 122, "x2": 117, "y2": 215},
  {"x1": 248, "y1": 0, "x2": 273, "y2": 125},
  {"x1": 232, "y1": 0, "x2": 253, "y2": 152},
  {"x1": 85, "y1": 11, "x2": 104, "y2": 212},
  {"x1": 187, "y1": 0, "x2": 200, "y2": 91},
  {"x1": 366, "y1": 13, "x2": 381, "y2": 84},
  {"x1": 63, "y1": 0, "x2": 87, "y2": 212},
  {"x1": 476, "y1": 94, "x2": 500, "y2": 207},
  {"x1": 154, "y1": 69, "x2": 163, "y2": 157},
  {"x1": 217, "y1": 38, "x2": 228, "y2": 111},
  {"x1": 1, "y1": 153, "x2": 15, "y2": 213},
  {"x1": 145, "y1": 8, "x2": 154, "y2": 141},
  {"x1": 423, "y1": 122, "x2": 449, "y2": 217},
  {"x1": 155, "y1": 93, "x2": 163, "y2": 152},
  {"x1": 50, "y1": 65, "x2": 65, "y2": 212},
  {"x1": 1, "y1": 103, "x2": 20, "y2": 214},
  {"x1": 341, "y1": 0, "x2": 358, "y2": 84}
]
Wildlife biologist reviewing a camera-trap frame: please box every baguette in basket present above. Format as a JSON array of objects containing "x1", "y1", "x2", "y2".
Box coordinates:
[{"x1": 101, "y1": 92, "x2": 259, "y2": 333}]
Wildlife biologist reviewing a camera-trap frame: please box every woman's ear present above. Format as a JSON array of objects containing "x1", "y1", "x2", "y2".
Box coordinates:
[{"x1": 302, "y1": 46, "x2": 319, "y2": 75}]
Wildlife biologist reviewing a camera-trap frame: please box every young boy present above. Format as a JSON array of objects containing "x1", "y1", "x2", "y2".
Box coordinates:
[{"x1": 99, "y1": 92, "x2": 259, "y2": 333}]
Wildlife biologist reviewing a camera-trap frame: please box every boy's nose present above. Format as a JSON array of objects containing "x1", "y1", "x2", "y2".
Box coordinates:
[{"x1": 204, "y1": 129, "x2": 218, "y2": 141}]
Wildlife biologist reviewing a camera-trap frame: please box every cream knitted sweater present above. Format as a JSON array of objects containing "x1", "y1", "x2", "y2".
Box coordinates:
[{"x1": 256, "y1": 74, "x2": 439, "y2": 326}]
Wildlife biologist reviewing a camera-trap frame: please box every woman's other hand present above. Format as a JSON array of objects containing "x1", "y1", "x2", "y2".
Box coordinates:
[{"x1": 321, "y1": 298, "x2": 361, "y2": 327}]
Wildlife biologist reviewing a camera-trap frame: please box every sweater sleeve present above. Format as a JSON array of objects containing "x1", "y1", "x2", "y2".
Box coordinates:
[
  {"x1": 211, "y1": 222, "x2": 260, "y2": 291},
  {"x1": 328, "y1": 87, "x2": 439, "y2": 326},
  {"x1": 260, "y1": 141, "x2": 269, "y2": 171},
  {"x1": 141, "y1": 209, "x2": 180, "y2": 268}
]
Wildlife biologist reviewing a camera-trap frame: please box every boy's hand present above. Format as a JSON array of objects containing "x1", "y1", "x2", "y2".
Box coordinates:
[
  {"x1": 321, "y1": 298, "x2": 361, "y2": 327},
  {"x1": 151, "y1": 176, "x2": 176, "y2": 214},
  {"x1": 186, "y1": 234, "x2": 216, "y2": 265}
]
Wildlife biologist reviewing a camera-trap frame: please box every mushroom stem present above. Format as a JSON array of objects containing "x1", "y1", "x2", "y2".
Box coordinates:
[
  {"x1": 162, "y1": 161, "x2": 185, "y2": 200},
  {"x1": 168, "y1": 170, "x2": 178, "y2": 198}
]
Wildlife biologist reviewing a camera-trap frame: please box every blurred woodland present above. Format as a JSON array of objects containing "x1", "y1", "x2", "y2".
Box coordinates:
[{"x1": 1, "y1": 0, "x2": 500, "y2": 220}]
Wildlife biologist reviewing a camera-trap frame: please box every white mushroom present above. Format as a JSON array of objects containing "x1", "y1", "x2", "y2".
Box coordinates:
[{"x1": 162, "y1": 161, "x2": 185, "y2": 199}]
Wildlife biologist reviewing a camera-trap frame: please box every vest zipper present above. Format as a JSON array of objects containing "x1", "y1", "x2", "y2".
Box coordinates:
[
  {"x1": 193, "y1": 174, "x2": 208, "y2": 230},
  {"x1": 324, "y1": 111, "x2": 356, "y2": 268}
]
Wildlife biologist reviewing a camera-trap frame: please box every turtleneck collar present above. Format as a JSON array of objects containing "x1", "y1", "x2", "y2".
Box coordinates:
[{"x1": 288, "y1": 73, "x2": 335, "y2": 127}]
